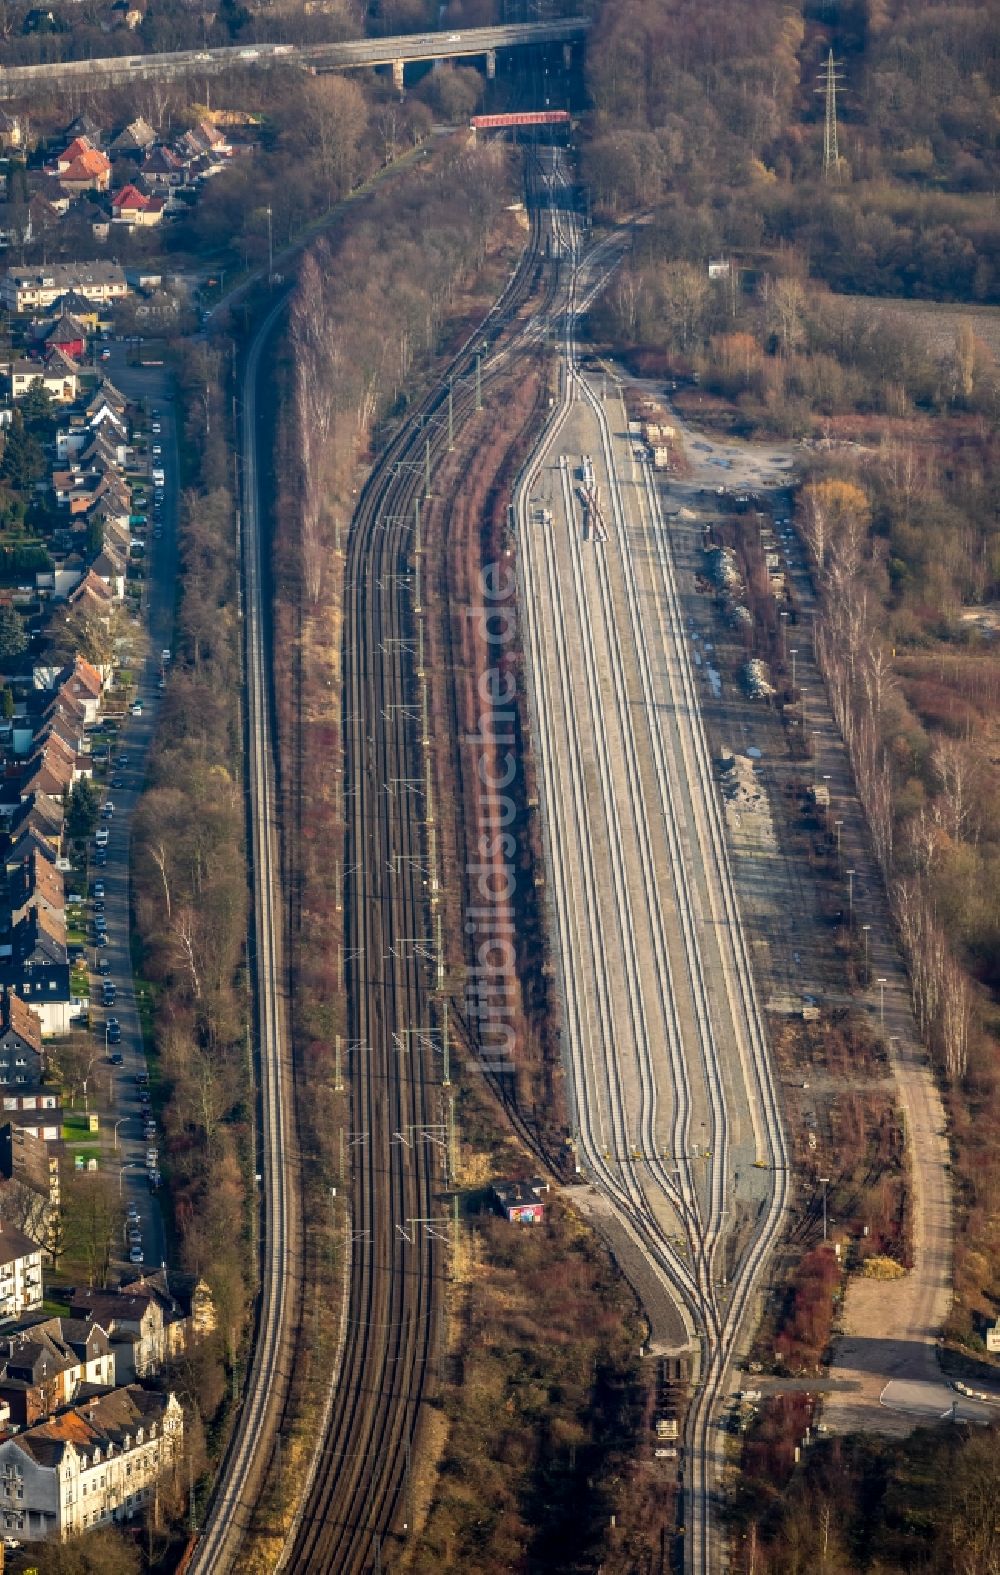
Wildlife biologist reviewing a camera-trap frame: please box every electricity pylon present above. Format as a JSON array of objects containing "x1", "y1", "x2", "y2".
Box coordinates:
[{"x1": 817, "y1": 50, "x2": 845, "y2": 179}]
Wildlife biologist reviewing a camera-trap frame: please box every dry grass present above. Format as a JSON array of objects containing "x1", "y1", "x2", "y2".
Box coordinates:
[{"x1": 851, "y1": 296, "x2": 1000, "y2": 359}]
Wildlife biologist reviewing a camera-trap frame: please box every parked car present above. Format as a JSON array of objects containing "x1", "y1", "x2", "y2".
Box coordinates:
[
  {"x1": 161, "y1": 649, "x2": 171, "y2": 664},
  {"x1": 94, "y1": 828, "x2": 109, "y2": 848},
  {"x1": 131, "y1": 701, "x2": 143, "y2": 717},
  {"x1": 146, "y1": 1147, "x2": 158, "y2": 1168},
  {"x1": 109, "y1": 1051, "x2": 124, "y2": 1066},
  {"x1": 95, "y1": 933, "x2": 108, "y2": 947},
  {"x1": 129, "y1": 1246, "x2": 144, "y2": 1264},
  {"x1": 102, "y1": 984, "x2": 116, "y2": 1003},
  {"x1": 127, "y1": 1202, "x2": 139, "y2": 1222},
  {"x1": 92, "y1": 882, "x2": 105, "y2": 899},
  {"x1": 107, "y1": 1026, "x2": 122, "y2": 1045},
  {"x1": 94, "y1": 915, "x2": 107, "y2": 933},
  {"x1": 101, "y1": 802, "x2": 114, "y2": 819},
  {"x1": 97, "y1": 958, "x2": 112, "y2": 976},
  {"x1": 95, "y1": 850, "x2": 108, "y2": 866},
  {"x1": 128, "y1": 1228, "x2": 141, "y2": 1246},
  {"x1": 92, "y1": 900, "x2": 105, "y2": 915},
  {"x1": 114, "y1": 756, "x2": 129, "y2": 768},
  {"x1": 111, "y1": 776, "x2": 125, "y2": 790}
]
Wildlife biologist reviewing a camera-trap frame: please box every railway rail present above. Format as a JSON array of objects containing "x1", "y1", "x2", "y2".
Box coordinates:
[
  {"x1": 190, "y1": 292, "x2": 302, "y2": 1572},
  {"x1": 514, "y1": 152, "x2": 790, "y2": 1574},
  {"x1": 281, "y1": 156, "x2": 556, "y2": 1572}
]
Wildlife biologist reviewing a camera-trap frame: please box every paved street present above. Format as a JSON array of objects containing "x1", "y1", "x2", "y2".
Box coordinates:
[{"x1": 86, "y1": 344, "x2": 180, "y2": 1276}]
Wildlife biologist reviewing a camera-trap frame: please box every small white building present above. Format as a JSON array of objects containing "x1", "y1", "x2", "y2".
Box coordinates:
[{"x1": 0, "y1": 1222, "x2": 43, "y2": 1322}]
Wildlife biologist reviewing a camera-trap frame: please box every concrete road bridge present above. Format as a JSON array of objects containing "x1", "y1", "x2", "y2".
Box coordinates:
[{"x1": 0, "y1": 17, "x2": 589, "y2": 100}]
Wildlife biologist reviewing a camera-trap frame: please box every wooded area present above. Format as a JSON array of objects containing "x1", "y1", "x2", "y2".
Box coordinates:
[
  {"x1": 575, "y1": 0, "x2": 1000, "y2": 1560},
  {"x1": 129, "y1": 347, "x2": 248, "y2": 1471}
]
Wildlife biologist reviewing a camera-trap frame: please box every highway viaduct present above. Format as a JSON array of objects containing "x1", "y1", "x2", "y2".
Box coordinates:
[{"x1": 0, "y1": 17, "x2": 589, "y2": 101}]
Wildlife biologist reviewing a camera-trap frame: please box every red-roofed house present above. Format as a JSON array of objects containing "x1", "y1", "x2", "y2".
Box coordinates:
[
  {"x1": 54, "y1": 140, "x2": 112, "y2": 195},
  {"x1": 110, "y1": 184, "x2": 165, "y2": 228}
]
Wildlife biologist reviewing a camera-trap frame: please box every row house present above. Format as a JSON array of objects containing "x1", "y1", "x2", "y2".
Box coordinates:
[
  {"x1": 0, "y1": 1385, "x2": 183, "y2": 1539},
  {"x1": 0, "y1": 1315, "x2": 114, "y2": 1425},
  {"x1": 0, "y1": 1121, "x2": 61, "y2": 1250},
  {"x1": 0, "y1": 1097, "x2": 61, "y2": 1143},
  {"x1": 0, "y1": 1222, "x2": 42, "y2": 1322},
  {"x1": 71, "y1": 1272, "x2": 216, "y2": 1383},
  {"x1": 1, "y1": 263, "x2": 127, "y2": 315},
  {"x1": 0, "y1": 909, "x2": 72, "y2": 1037},
  {"x1": 0, "y1": 989, "x2": 44, "y2": 1088}
]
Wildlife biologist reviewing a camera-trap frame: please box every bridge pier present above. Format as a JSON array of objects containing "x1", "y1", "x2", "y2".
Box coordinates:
[
  {"x1": 392, "y1": 57, "x2": 404, "y2": 94},
  {"x1": 485, "y1": 48, "x2": 496, "y2": 79}
]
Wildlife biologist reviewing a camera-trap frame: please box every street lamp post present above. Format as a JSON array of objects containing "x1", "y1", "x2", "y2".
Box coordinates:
[
  {"x1": 780, "y1": 610, "x2": 789, "y2": 664},
  {"x1": 82, "y1": 1053, "x2": 98, "y2": 1114},
  {"x1": 834, "y1": 820, "x2": 844, "y2": 875},
  {"x1": 846, "y1": 869, "x2": 856, "y2": 927},
  {"x1": 113, "y1": 1117, "x2": 128, "y2": 1152},
  {"x1": 119, "y1": 1161, "x2": 142, "y2": 1197},
  {"x1": 819, "y1": 1175, "x2": 830, "y2": 1242},
  {"x1": 877, "y1": 976, "x2": 888, "y2": 1033},
  {"x1": 790, "y1": 647, "x2": 798, "y2": 697},
  {"x1": 862, "y1": 924, "x2": 871, "y2": 978}
]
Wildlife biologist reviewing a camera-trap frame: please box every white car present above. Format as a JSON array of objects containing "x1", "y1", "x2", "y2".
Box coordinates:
[
  {"x1": 152, "y1": 468, "x2": 165, "y2": 486},
  {"x1": 94, "y1": 828, "x2": 109, "y2": 848}
]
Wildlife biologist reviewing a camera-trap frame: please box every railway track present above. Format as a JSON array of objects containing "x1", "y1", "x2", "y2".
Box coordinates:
[
  {"x1": 190, "y1": 293, "x2": 302, "y2": 1572},
  {"x1": 280, "y1": 156, "x2": 555, "y2": 1573},
  {"x1": 514, "y1": 151, "x2": 790, "y2": 1573}
]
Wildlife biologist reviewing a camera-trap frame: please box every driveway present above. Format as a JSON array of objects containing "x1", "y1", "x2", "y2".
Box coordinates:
[{"x1": 87, "y1": 345, "x2": 180, "y2": 1277}]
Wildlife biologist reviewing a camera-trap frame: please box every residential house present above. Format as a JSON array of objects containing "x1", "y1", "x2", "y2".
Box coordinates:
[
  {"x1": 109, "y1": 118, "x2": 155, "y2": 155},
  {"x1": 139, "y1": 146, "x2": 186, "y2": 192},
  {"x1": 42, "y1": 313, "x2": 87, "y2": 361},
  {"x1": 71, "y1": 1272, "x2": 215, "y2": 1383},
  {"x1": 490, "y1": 1177, "x2": 548, "y2": 1224},
  {"x1": 0, "y1": 112, "x2": 25, "y2": 153},
  {"x1": 110, "y1": 185, "x2": 165, "y2": 229},
  {"x1": 1, "y1": 263, "x2": 127, "y2": 314},
  {"x1": 0, "y1": 1122, "x2": 60, "y2": 1253},
  {"x1": 8, "y1": 848, "x2": 65, "y2": 927},
  {"x1": 52, "y1": 138, "x2": 112, "y2": 197},
  {"x1": 53, "y1": 291, "x2": 99, "y2": 331},
  {"x1": 65, "y1": 570, "x2": 114, "y2": 629},
  {"x1": 7, "y1": 793, "x2": 64, "y2": 854},
  {"x1": 62, "y1": 116, "x2": 103, "y2": 149},
  {"x1": 0, "y1": 204, "x2": 32, "y2": 250},
  {"x1": 0, "y1": 1222, "x2": 43, "y2": 1321},
  {"x1": 10, "y1": 352, "x2": 79, "y2": 403},
  {"x1": 0, "y1": 1385, "x2": 183, "y2": 1539},
  {"x1": 4, "y1": 831, "x2": 57, "y2": 878},
  {"x1": 0, "y1": 1098, "x2": 62, "y2": 1144},
  {"x1": 104, "y1": 0, "x2": 144, "y2": 27},
  {"x1": 0, "y1": 1317, "x2": 114, "y2": 1425},
  {"x1": 56, "y1": 658, "x2": 103, "y2": 725},
  {"x1": 0, "y1": 908, "x2": 72, "y2": 1036},
  {"x1": 0, "y1": 989, "x2": 44, "y2": 1089}
]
